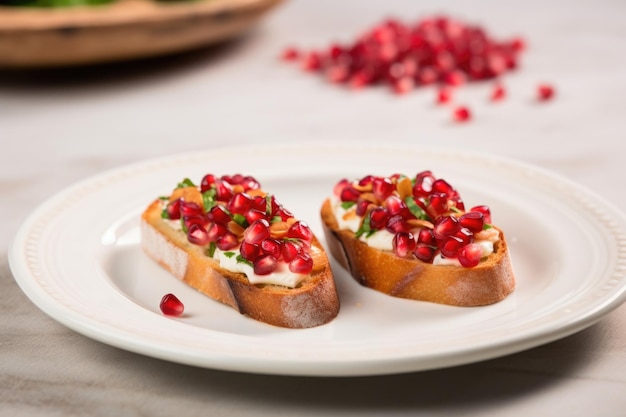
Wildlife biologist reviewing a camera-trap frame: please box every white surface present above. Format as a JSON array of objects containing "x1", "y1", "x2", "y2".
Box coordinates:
[
  {"x1": 2, "y1": 0, "x2": 626, "y2": 415},
  {"x1": 9, "y1": 145, "x2": 626, "y2": 376}
]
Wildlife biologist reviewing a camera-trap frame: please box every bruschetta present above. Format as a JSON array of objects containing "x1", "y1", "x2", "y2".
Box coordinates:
[
  {"x1": 320, "y1": 171, "x2": 515, "y2": 307},
  {"x1": 142, "y1": 174, "x2": 339, "y2": 328}
]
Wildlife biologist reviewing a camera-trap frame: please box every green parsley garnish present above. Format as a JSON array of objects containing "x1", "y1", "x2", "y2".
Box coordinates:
[
  {"x1": 341, "y1": 201, "x2": 356, "y2": 210},
  {"x1": 206, "y1": 242, "x2": 217, "y2": 258},
  {"x1": 404, "y1": 196, "x2": 430, "y2": 220},
  {"x1": 202, "y1": 188, "x2": 217, "y2": 212},
  {"x1": 223, "y1": 251, "x2": 236, "y2": 258},
  {"x1": 232, "y1": 213, "x2": 248, "y2": 228},
  {"x1": 355, "y1": 215, "x2": 376, "y2": 239},
  {"x1": 236, "y1": 255, "x2": 253, "y2": 267},
  {"x1": 176, "y1": 178, "x2": 196, "y2": 189},
  {"x1": 160, "y1": 209, "x2": 169, "y2": 219}
]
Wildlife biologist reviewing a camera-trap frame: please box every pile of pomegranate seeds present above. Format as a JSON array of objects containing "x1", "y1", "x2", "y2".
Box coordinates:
[
  {"x1": 282, "y1": 15, "x2": 556, "y2": 121},
  {"x1": 160, "y1": 293, "x2": 184, "y2": 317},
  {"x1": 334, "y1": 172, "x2": 494, "y2": 268},
  {"x1": 163, "y1": 174, "x2": 315, "y2": 277},
  {"x1": 282, "y1": 16, "x2": 523, "y2": 92}
]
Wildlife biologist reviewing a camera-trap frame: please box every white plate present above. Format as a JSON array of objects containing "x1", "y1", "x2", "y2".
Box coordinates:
[{"x1": 9, "y1": 143, "x2": 626, "y2": 377}]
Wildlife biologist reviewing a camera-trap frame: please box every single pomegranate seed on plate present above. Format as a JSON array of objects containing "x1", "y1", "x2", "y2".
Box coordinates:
[
  {"x1": 187, "y1": 224, "x2": 210, "y2": 246},
  {"x1": 458, "y1": 243, "x2": 483, "y2": 267},
  {"x1": 537, "y1": 83, "x2": 555, "y2": 101},
  {"x1": 289, "y1": 252, "x2": 313, "y2": 274},
  {"x1": 393, "y1": 232, "x2": 416, "y2": 258},
  {"x1": 254, "y1": 254, "x2": 278, "y2": 275},
  {"x1": 244, "y1": 219, "x2": 271, "y2": 244},
  {"x1": 301, "y1": 51, "x2": 323, "y2": 71},
  {"x1": 453, "y1": 106, "x2": 471, "y2": 122},
  {"x1": 160, "y1": 293, "x2": 184, "y2": 317}
]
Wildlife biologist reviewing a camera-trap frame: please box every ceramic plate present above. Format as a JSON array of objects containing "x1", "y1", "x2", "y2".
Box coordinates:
[{"x1": 9, "y1": 143, "x2": 626, "y2": 376}]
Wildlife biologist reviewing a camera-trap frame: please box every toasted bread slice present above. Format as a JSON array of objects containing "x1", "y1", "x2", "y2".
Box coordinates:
[
  {"x1": 320, "y1": 173, "x2": 515, "y2": 307},
  {"x1": 141, "y1": 175, "x2": 339, "y2": 328}
]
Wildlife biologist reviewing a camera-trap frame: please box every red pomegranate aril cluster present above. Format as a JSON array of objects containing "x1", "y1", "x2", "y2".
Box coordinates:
[
  {"x1": 335, "y1": 171, "x2": 493, "y2": 268},
  {"x1": 165, "y1": 174, "x2": 315, "y2": 277},
  {"x1": 283, "y1": 16, "x2": 524, "y2": 93}
]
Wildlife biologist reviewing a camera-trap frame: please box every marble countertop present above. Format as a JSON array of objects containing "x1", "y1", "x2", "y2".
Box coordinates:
[{"x1": 2, "y1": 0, "x2": 626, "y2": 415}]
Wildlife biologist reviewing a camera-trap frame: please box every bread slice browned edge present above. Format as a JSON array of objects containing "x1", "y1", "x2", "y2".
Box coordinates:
[
  {"x1": 320, "y1": 198, "x2": 515, "y2": 306},
  {"x1": 141, "y1": 200, "x2": 340, "y2": 328}
]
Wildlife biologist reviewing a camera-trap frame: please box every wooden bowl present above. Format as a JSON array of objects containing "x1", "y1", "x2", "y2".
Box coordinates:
[{"x1": 0, "y1": 0, "x2": 284, "y2": 67}]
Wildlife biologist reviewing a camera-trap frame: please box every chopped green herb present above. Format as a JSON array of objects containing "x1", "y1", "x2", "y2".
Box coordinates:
[
  {"x1": 271, "y1": 215, "x2": 282, "y2": 223},
  {"x1": 160, "y1": 209, "x2": 169, "y2": 219},
  {"x1": 232, "y1": 213, "x2": 248, "y2": 228},
  {"x1": 236, "y1": 255, "x2": 253, "y2": 267},
  {"x1": 158, "y1": 196, "x2": 170, "y2": 201},
  {"x1": 265, "y1": 195, "x2": 273, "y2": 216},
  {"x1": 405, "y1": 196, "x2": 429, "y2": 220},
  {"x1": 223, "y1": 251, "x2": 236, "y2": 258},
  {"x1": 450, "y1": 206, "x2": 463, "y2": 214},
  {"x1": 206, "y1": 242, "x2": 217, "y2": 258},
  {"x1": 176, "y1": 178, "x2": 196, "y2": 189},
  {"x1": 180, "y1": 217, "x2": 188, "y2": 233},
  {"x1": 202, "y1": 188, "x2": 217, "y2": 211},
  {"x1": 355, "y1": 215, "x2": 373, "y2": 239},
  {"x1": 483, "y1": 223, "x2": 493, "y2": 230},
  {"x1": 341, "y1": 201, "x2": 356, "y2": 210}
]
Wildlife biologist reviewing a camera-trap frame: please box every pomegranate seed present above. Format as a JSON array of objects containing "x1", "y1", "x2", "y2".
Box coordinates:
[
  {"x1": 433, "y1": 215, "x2": 460, "y2": 240},
  {"x1": 470, "y1": 205, "x2": 492, "y2": 224},
  {"x1": 384, "y1": 195, "x2": 408, "y2": 216},
  {"x1": 340, "y1": 185, "x2": 361, "y2": 202},
  {"x1": 440, "y1": 235, "x2": 464, "y2": 258},
  {"x1": 326, "y1": 65, "x2": 350, "y2": 83},
  {"x1": 386, "y1": 214, "x2": 411, "y2": 233},
  {"x1": 281, "y1": 47, "x2": 300, "y2": 61},
  {"x1": 240, "y1": 241, "x2": 260, "y2": 261},
  {"x1": 431, "y1": 178, "x2": 455, "y2": 196},
  {"x1": 227, "y1": 193, "x2": 252, "y2": 215},
  {"x1": 453, "y1": 106, "x2": 471, "y2": 122},
  {"x1": 160, "y1": 293, "x2": 184, "y2": 317},
  {"x1": 214, "y1": 179, "x2": 234, "y2": 201},
  {"x1": 253, "y1": 254, "x2": 278, "y2": 275},
  {"x1": 250, "y1": 196, "x2": 267, "y2": 212},
  {"x1": 356, "y1": 199, "x2": 373, "y2": 216},
  {"x1": 458, "y1": 243, "x2": 483, "y2": 267},
  {"x1": 511, "y1": 37, "x2": 526, "y2": 52},
  {"x1": 216, "y1": 232, "x2": 239, "y2": 250},
  {"x1": 289, "y1": 252, "x2": 313, "y2": 274},
  {"x1": 427, "y1": 192, "x2": 449, "y2": 218},
  {"x1": 187, "y1": 224, "x2": 210, "y2": 246},
  {"x1": 287, "y1": 221, "x2": 313, "y2": 241},
  {"x1": 200, "y1": 174, "x2": 217, "y2": 192},
  {"x1": 417, "y1": 228, "x2": 436, "y2": 245},
  {"x1": 180, "y1": 201, "x2": 203, "y2": 217},
  {"x1": 207, "y1": 222, "x2": 228, "y2": 242},
  {"x1": 261, "y1": 238, "x2": 283, "y2": 258},
  {"x1": 282, "y1": 240, "x2": 302, "y2": 262},
  {"x1": 183, "y1": 214, "x2": 209, "y2": 230},
  {"x1": 208, "y1": 205, "x2": 232, "y2": 224},
  {"x1": 437, "y1": 87, "x2": 452, "y2": 104},
  {"x1": 392, "y1": 76, "x2": 415, "y2": 94},
  {"x1": 413, "y1": 171, "x2": 435, "y2": 197},
  {"x1": 417, "y1": 67, "x2": 438, "y2": 85},
  {"x1": 372, "y1": 177, "x2": 395, "y2": 201},
  {"x1": 443, "y1": 70, "x2": 466, "y2": 86},
  {"x1": 166, "y1": 199, "x2": 182, "y2": 220},
  {"x1": 244, "y1": 219, "x2": 271, "y2": 244},
  {"x1": 414, "y1": 243, "x2": 436, "y2": 263},
  {"x1": 333, "y1": 179, "x2": 350, "y2": 197},
  {"x1": 244, "y1": 208, "x2": 267, "y2": 224},
  {"x1": 490, "y1": 83, "x2": 506, "y2": 101},
  {"x1": 301, "y1": 51, "x2": 322, "y2": 71},
  {"x1": 537, "y1": 84, "x2": 555, "y2": 101},
  {"x1": 369, "y1": 207, "x2": 390, "y2": 230},
  {"x1": 393, "y1": 232, "x2": 416, "y2": 258},
  {"x1": 459, "y1": 211, "x2": 484, "y2": 233}
]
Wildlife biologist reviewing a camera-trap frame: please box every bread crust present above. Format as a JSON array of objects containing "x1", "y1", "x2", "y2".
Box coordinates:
[
  {"x1": 142, "y1": 200, "x2": 340, "y2": 328},
  {"x1": 320, "y1": 198, "x2": 515, "y2": 306}
]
